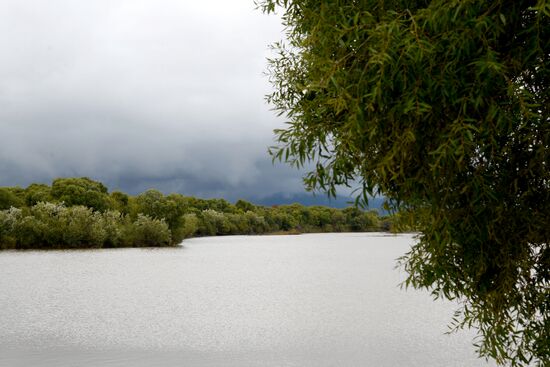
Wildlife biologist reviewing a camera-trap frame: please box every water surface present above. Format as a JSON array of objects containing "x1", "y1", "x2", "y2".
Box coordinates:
[{"x1": 0, "y1": 233, "x2": 494, "y2": 366}]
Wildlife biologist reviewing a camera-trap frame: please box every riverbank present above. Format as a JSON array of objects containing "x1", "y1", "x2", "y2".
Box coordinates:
[{"x1": 0, "y1": 177, "x2": 404, "y2": 250}]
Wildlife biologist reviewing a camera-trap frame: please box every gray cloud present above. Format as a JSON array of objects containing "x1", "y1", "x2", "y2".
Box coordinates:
[{"x1": 0, "y1": 0, "x2": 355, "y2": 204}]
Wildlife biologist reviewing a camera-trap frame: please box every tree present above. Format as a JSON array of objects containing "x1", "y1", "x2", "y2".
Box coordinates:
[
  {"x1": 51, "y1": 177, "x2": 112, "y2": 211},
  {"x1": 235, "y1": 199, "x2": 256, "y2": 213},
  {"x1": 133, "y1": 189, "x2": 186, "y2": 240},
  {"x1": 24, "y1": 183, "x2": 52, "y2": 206},
  {"x1": 110, "y1": 191, "x2": 130, "y2": 214},
  {"x1": 0, "y1": 187, "x2": 24, "y2": 210},
  {"x1": 260, "y1": 1, "x2": 549, "y2": 365},
  {"x1": 125, "y1": 214, "x2": 172, "y2": 247}
]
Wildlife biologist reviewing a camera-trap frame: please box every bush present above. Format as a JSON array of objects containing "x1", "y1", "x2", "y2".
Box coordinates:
[
  {"x1": 180, "y1": 213, "x2": 199, "y2": 240},
  {"x1": 244, "y1": 211, "x2": 268, "y2": 234},
  {"x1": 24, "y1": 184, "x2": 52, "y2": 206},
  {"x1": 61, "y1": 206, "x2": 106, "y2": 248},
  {"x1": 0, "y1": 177, "x2": 393, "y2": 250},
  {"x1": 0, "y1": 202, "x2": 178, "y2": 249},
  {"x1": 125, "y1": 214, "x2": 172, "y2": 247},
  {"x1": 199, "y1": 209, "x2": 231, "y2": 236},
  {"x1": 0, "y1": 207, "x2": 22, "y2": 249},
  {"x1": 26, "y1": 202, "x2": 64, "y2": 247},
  {"x1": 14, "y1": 215, "x2": 47, "y2": 249},
  {"x1": 0, "y1": 188, "x2": 24, "y2": 210},
  {"x1": 51, "y1": 177, "x2": 112, "y2": 212},
  {"x1": 100, "y1": 210, "x2": 125, "y2": 248},
  {"x1": 21, "y1": 203, "x2": 106, "y2": 248}
]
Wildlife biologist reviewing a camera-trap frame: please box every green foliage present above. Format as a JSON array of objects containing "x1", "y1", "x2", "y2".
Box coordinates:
[
  {"x1": 0, "y1": 187, "x2": 24, "y2": 210},
  {"x1": 180, "y1": 213, "x2": 199, "y2": 239},
  {"x1": 57, "y1": 206, "x2": 107, "y2": 248},
  {"x1": 199, "y1": 209, "x2": 232, "y2": 236},
  {"x1": 0, "y1": 207, "x2": 21, "y2": 249},
  {"x1": 244, "y1": 211, "x2": 268, "y2": 234},
  {"x1": 0, "y1": 202, "x2": 170, "y2": 249},
  {"x1": 260, "y1": 0, "x2": 549, "y2": 365},
  {"x1": 133, "y1": 190, "x2": 187, "y2": 238},
  {"x1": 235, "y1": 199, "x2": 256, "y2": 212},
  {"x1": 269, "y1": 209, "x2": 298, "y2": 231},
  {"x1": 51, "y1": 177, "x2": 112, "y2": 211},
  {"x1": 186, "y1": 197, "x2": 235, "y2": 213},
  {"x1": 0, "y1": 177, "x2": 394, "y2": 249},
  {"x1": 10, "y1": 203, "x2": 107, "y2": 249},
  {"x1": 124, "y1": 214, "x2": 172, "y2": 247},
  {"x1": 204, "y1": 198, "x2": 234, "y2": 213},
  {"x1": 24, "y1": 184, "x2": 52, "y2": 206},
  {"x1": 110, "y1": 191, "x2": 130, "y2": 214},
  {"x1": 14, "y1": 215, "x2": 47, "y2": 249},
  {"x1": 100, "y1": 210, "x2": 126, "y2": 248}
]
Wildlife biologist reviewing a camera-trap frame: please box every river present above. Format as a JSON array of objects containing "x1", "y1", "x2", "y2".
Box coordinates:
[{"x1": 0, "y1": 233, "x2": 494, "y2": 366}]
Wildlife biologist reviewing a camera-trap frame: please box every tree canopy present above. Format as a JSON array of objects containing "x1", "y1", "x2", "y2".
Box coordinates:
[
  {"x1": 260, "y1": 0, "x2": 549, "y2": 365},
  {"x1": 0, "y1": 177, "x2": 390, "y2": 250}
]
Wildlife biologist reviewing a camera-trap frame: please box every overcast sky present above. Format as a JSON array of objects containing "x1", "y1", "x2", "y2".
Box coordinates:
[{"x1": 0, "y1": 0, "x2": 356, "y2": 205}]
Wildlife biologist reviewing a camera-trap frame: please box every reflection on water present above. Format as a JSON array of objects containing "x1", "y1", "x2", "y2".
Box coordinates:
[{"x1": 0, "y1": 233, "x2": 494, "y2": 366}]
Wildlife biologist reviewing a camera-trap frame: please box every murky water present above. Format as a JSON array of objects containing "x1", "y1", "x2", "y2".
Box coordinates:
[{"x1": 0, "y1": 233, "x2": 494, "y2": 366}]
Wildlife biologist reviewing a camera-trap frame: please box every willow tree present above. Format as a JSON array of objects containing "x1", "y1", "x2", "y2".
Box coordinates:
[{"x1": 260, "y1": 1, "x2": 549, "y2": 365}]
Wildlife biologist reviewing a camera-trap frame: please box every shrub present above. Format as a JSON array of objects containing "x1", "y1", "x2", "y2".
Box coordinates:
[
  {"x1": 180, "y1": 213, "x2": 199, "y2": 240},
  {"x1": 60, "y1": 206, "x2": 106, "y2": 248},
  {"x1": 125, "y1": 214, "x2": 172, "y2": 247},
  {"x1": 14, "y1": 215, "x2": 47, "y2": 249},
  {"x1": 199, "y1": 209, "x2": 231, "y2": 236},
  {"x1": 27, "y1": 203, "x2": 106, "y2": 248},
  {"x1": 24, "y1": 184, "x2": 52, "y2": 206},
  {"x1": 0, "y1": 188, "x2": 24, "y2": 210},
  {"x1": 244, "y1": 211, "x2": 268, "y2": 234},
  {"x1": 0, "y1": 207, "x2": 22, "y2": 249},
  {"x1": 100, "y1": 210, "x2": 125, "y2": 248},
  {"x1": 51, "y1": 177, "x2": 112, "y2": 211}
]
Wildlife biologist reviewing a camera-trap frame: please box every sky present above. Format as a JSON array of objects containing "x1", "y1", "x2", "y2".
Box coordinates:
[{"x1": 0, "y1": 0, "x2": 361, "y2": 207}]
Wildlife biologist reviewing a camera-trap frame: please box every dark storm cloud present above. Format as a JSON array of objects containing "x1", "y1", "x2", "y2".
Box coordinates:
[
  {"x1": 0, "y1": 0, "x2": 354, "y2": 204},
  {"x1": 0, "y1": 0, "x2": 300, "y2": 196}
]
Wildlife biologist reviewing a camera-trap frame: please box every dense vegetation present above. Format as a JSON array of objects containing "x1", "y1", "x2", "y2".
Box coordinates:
[
  {"x1": 259, "y1": 0, "x2": 549, "y2": 365},
  {"x1": 0, "y1": 177, "x2": 390, "y2": 250}
]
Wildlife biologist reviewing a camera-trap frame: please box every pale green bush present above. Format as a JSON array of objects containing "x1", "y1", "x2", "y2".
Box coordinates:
[
  {"x1": 125, "y1": 214, "x2": 171, "y2": 247},
  {"x1": 244, "y1": 211, "x2": 268, "y2": 234},
  {"x1": 0, "y1": 207, "x2": 22, "y2": 249},
  {"x1": 200, "y1": 209, "x2": 231, "y2": 236},
  {"x1": 100, "y1": 210, "x2": 125, "y2": 248},
  {"x1": 180, "y1": 213, "x2": 199, "y2": 239},
  {"x1": 60, "y1": 206, "x2": 106, "y2": 248}
]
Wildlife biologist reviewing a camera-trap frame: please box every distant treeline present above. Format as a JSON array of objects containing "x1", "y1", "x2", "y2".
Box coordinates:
[{"x1": 0, "y1": 177, "x2": 396, "y2": 250}]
